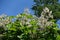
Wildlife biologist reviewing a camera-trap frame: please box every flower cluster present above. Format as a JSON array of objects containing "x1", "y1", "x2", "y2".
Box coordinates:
[
  {"x1": 37, "y1": 7, "x2": 54, "y2": 29},
  {"x1": 0, "y1": 14, "x2": 11, "y2": 30},
  {"x1": 16, "y1": 7, "x2": 54, "y2": 30}
]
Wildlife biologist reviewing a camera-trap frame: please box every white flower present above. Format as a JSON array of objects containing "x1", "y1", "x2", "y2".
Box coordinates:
[
  {"x1": 27, "y1": 19, "x2": 31, "y2": 22},
  {"x1": 49, "y1": 11, "x2": 52, "y2": 14},
  {"x1": 26, "y1": 22, "x2": 30, "y2": 25},
  {"x1": 16, "y1": 14, "x2": 21, "y2": 18},
  {"x1": 43, "y1": 7, "x2": 49, "y2": 13},
  {"x1": 37, "y1": 7, "x2": 54, "y2": 29},
  {"x1": 28, "y1": 24, "x2": 32, "y2": 27},
  {"x1": 24, "y1": 8, "x2": 30, "y2": 14},
  {"x1": 0, "y1": 14, "x2": 7, "y2": 18}
]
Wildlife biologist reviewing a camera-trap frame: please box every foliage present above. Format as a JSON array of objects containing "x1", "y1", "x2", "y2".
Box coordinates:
[
  {"x1": 0, "y1": 7, "x2": 60, "y2": 40},
  {"x1": 32, "y1": 0, "x2": 60, "y2": 19}
]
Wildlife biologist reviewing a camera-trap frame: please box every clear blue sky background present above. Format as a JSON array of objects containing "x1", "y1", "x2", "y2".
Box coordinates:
[
  {"x1": 0, "y1": 0, "x2": 34, "y2": 16},
  {"x1": 0, "y1": 0, "x2": 60, "y2": 27}
]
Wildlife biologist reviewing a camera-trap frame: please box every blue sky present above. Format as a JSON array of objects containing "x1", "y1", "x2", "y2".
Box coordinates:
[
  {"x1": 57, "y1": 20, "x2": 60, "y2": 28},
  {"x1": 0, "y1": 0, "x2": 34, "y2": 16},
  {"x1": 0, "y1": 0, "x2": 60, "y2": 16}
]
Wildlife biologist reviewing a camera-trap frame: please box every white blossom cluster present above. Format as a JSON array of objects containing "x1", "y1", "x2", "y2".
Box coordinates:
[
  {"x1": 16, "y1": 7, "x2": 54, "y2": 29},
  {"x1": 0, "y1": 14, "x2": 11, "y2": 30},
  {"x1": 37, "y1": 7, "x2": 54, "y2": 29},
  {"x1": 24, "y1": 8, "x2": 30, "y2": 14},
  {"x1": 17, "y1": 14, "x2": 31, "y2": 28}
]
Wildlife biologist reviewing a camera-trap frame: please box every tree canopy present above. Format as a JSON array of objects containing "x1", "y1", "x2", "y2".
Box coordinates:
[
  {"x1": 32, "y1": 0, "x2": 60, "y2": 19},
  {"x1": 0, "y1": 7, "x2": 60, "y2": 40}
]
